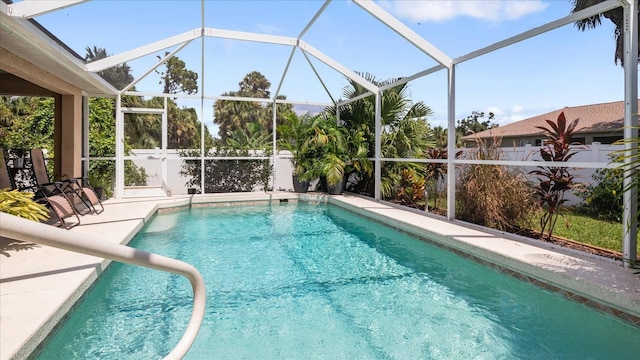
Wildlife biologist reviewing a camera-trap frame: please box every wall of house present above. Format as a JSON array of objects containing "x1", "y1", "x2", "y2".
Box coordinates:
[{"x1": 500, "y1": 133, "x2": 623, "y2": 147}]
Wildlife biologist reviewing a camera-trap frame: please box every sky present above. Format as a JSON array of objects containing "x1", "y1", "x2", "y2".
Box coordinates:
[{"x1": 32, "y1": 0, "x2": 635, "y2": 133}]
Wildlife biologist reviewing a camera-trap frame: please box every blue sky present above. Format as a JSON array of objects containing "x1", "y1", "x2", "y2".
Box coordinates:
[{"x1": 35, "y1": 0, "x2": 633, "y2": 131}]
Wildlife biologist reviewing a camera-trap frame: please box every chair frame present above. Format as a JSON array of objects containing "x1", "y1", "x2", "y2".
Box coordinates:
[
  {"x1": 1, "y1": 148, "x2": 81, "y2": 229},
  {"x1": 29, "y1": 149, "x2": 103, "y2": 215}
]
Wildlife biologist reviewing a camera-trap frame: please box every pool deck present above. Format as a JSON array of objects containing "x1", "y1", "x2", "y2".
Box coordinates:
[{"x1": 1, "y1": 193, "x2": 639, "y2": 359}]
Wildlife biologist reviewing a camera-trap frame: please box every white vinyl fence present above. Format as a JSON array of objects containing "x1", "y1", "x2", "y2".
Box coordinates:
[{"x1": 129, "y1": 143, "x2": 622, "y2": 205}]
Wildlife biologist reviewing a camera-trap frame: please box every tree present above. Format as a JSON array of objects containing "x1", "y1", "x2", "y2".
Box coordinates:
[
  {"x1": 143, "y1": 97, "x2": 213, "y2": 150},
  {"x1": 156, "y1": 53, "x2": 198, "y2": 94},
  {"x1": 571, "y1": 0, "x2": 640, "y2": 65},
  {"x1": 457, "y1": 111, "x2": 498, "y2": 137},
  {"x1": 215, "y1": 90, "x2": 263, "y2": 141},
  {"x1": 0, "y1": 96, "x2": 55, "y2": 152},
  {"x1": 85, "y1": 46, "x2": 134, "y2": 90},
  {"x1": 239, "y1": 71, "x2": 271, "y2": 98},
  {"x1": 88, "y1": 97, "x2": 148, "y2": 190},
  {"x1": 213, "y1": 71, "x2": 291, "y2": 142}
]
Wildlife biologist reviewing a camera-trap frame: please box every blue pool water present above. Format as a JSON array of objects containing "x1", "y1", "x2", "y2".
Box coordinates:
[{"x1": 37, "y1": 203, "x2": 640, "y2": 359}]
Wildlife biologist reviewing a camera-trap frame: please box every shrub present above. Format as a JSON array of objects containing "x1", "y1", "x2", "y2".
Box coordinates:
[
  {"x1": 180, "y1": 148, "x2": 272, "y2": 193},
  {"x1": 575, "y1": 156, "x2": 640, "y2": 222},
  {"x1": 457, "y1": 137, "x2": 535, "y2": 231}
]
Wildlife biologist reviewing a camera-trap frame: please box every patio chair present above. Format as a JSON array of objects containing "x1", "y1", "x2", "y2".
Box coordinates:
[
  {"x1": 1, "y1": 148, "x2": 80, "y2": 229},
  {"x1": 0, "y1": 149, "x2": 13, "y2": 191},
  {"x1": 29, "y1": 149, "x2": 103, "y2": 215}
]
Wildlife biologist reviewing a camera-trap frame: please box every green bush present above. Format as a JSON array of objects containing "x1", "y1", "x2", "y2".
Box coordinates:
[
  {"x1": 180, "y1": 148, "x2": 272, "y2": 193},
  {"x1": 575, "y1": 160, "x2": 640, "y2": 222}
]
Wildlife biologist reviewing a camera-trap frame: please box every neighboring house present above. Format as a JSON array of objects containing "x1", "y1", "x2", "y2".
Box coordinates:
[{"x1": 462, "y1": 100, "x2": 639, "y2": 147}]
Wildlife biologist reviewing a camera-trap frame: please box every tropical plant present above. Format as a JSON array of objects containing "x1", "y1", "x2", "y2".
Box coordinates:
[
  {"x1": 394, "y1": 168, "x2": 427, "y2": 208},
  {"x1": 325, "y1": 72, "x2": 434, "y2": 198},
  {"x1": 87, "y1": 171, "x2": 113, "y2": 199},
  {"x1": 457, "y1": 136, "x2": 536, "y2": 231},
  {"x1": 312, "y1": 117, "x2": 370, "y2": 191},
  {"x1": 612, "y1": 125, "x2": 640, "y2": 192},
  {"x1": 530, "y1": 112, "x2": 581, "y2": 241},
  {"x1": 0, "y1": 189, "x2": 49, "y2": 222},
  {"x1": 571, "y1": 0, "x2": 639, "y2": 65},
  {"x1": 277, "y1": 112, "x2": 321, "y2": 181},
  {"x1": 379, "y1": 117, "x2": 435, "y2": 200},
  {"x1": 226, "y1": 122, "x2": 272, "y2": 151}
]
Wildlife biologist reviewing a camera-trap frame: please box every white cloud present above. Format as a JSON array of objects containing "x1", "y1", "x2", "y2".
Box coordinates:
[
  {"x1": 486, "y1": 106, "x2": 503, "y2": 116},
  {"x1": 388, "y1": 0, "x2": 548, "y2": 23},
  {"x1": 483, "y1": 106, "x2": 530, "y2": 126}
]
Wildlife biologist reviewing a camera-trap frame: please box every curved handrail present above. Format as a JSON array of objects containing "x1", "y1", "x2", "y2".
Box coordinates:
[{"x1": 0, "y1": 213, "x2": 206, "y2": 359}]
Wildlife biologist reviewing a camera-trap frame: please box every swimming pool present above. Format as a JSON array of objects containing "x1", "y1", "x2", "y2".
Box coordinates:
[{"x1": 36, "y1": 203, "x2": 640, "y2": 359}]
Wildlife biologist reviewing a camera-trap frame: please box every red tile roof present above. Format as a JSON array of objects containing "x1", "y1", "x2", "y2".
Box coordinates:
[{"x1": 463, "y1": 100, "x2": 639, "y2": 140}]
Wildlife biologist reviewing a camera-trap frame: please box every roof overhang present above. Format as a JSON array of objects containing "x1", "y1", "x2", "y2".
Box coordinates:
[{"x1": 0, "y1": 2, "x2": 117, "y2": 96}]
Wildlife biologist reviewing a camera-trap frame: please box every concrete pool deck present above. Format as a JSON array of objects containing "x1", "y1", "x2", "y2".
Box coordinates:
[{"x1": 1, "y1": 193, "x2": 639, "y2": 359}]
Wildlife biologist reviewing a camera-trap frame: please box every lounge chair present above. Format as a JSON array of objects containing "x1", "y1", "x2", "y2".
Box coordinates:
[
  {"x1": 1, "y1": 148, "x2": 80, "y2": 229},
  {"x1": 29, "y1": 149, "x2": 103, "y2": 215}
]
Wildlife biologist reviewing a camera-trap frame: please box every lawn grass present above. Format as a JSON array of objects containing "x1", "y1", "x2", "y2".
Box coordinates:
[
  {"x1": 425, "y1": 195, "x2": 638, "y2": 255},
  {"x1": 533, "y1": 211, "x2": 640, "y2": 254}
]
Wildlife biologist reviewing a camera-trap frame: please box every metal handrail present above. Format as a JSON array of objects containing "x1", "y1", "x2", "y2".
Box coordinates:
[{"x1": 0, "y1": 213, "x2": 206, "y2": 360}]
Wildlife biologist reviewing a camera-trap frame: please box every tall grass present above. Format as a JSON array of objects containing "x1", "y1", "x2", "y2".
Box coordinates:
[{"x1": 456, "y1": 137, "x2": 536, "y2": 231}]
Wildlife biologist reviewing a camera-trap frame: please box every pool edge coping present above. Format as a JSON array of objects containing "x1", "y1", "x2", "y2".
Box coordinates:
[{"x1": 328, "y1": 194, "x2": 640, "y2": 326}]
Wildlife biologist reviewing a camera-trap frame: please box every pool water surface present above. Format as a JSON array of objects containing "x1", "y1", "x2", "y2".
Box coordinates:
[{"x1": 36, "y1": 203, "x2": 640, "y2": 359}]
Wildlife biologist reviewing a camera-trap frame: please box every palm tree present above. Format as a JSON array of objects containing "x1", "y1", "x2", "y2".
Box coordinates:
[
  {"x1": 238, "y1": 71, "x2": 271, "y2": 98},
  {"x1": 325, "y1": 72, "x2": 435, "y2": 199},
  {"x1": 214, "y1": 72, "x2": 282, "y2": 143},
  {"x1": 571, "y1": 0, "x2": 640, "y2": 65},
  {"x1": 85, "y1": 46, "x2": 134, "y2": 89}
]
